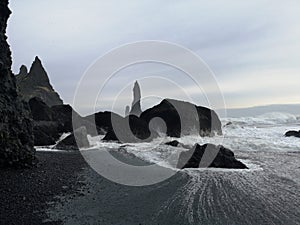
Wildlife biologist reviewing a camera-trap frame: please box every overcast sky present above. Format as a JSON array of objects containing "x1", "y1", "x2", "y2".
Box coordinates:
[{"x1": 7, "y1": 0, "x2": 300, "y2": 115}]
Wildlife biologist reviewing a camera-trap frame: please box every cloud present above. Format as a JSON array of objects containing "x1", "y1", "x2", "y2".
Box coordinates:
[{"x1": 7, "y1": 0, "x2": 300, "y2": 114}]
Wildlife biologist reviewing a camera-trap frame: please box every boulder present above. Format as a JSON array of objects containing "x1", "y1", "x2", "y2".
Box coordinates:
[
  {"x1": 177, "y1": 143, "x2": 248, "y2": 169},
  {"x1": 140, "y1": 99, "x2": 222, "y2": 138},
  {"x1": 54, "y1": 127, "x2": 90, "y2": 150},
  {"x1": 285, "y1": 130, "x2": 300, "y2": 138}
]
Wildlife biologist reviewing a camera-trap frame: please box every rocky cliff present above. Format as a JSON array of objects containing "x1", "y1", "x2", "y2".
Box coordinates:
[
  {"x1": 16, "y1": 57, "x2": 63, "y2": 107},
  {"x1": 0, "y1": 0, "x2": 35, "y2": 167}
]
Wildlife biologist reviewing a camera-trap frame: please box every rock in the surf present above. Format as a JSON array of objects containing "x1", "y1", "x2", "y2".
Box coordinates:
[
  {"x1": 285, "y1": 130, "x2": 300, "y2": 138},
  {"x1": 140, "y1": 99, "x2": 222, "y2": 138},
  {"x1": 177, "y1": 143, "x2": 248, "y2": 169},
  {"x1": 54, "y1": 127, "x2": 90, "y2": 150}
]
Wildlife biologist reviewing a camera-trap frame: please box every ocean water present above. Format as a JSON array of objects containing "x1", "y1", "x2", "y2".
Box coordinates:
[
  {"x1": 45, "y1": 112, "x2": 300, "y2": 224},
  {"x1": 86, "y1": 112, "x2": 300, "y2": 169}
]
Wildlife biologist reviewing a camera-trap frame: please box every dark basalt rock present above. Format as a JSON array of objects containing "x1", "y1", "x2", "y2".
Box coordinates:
[
  {"x1": 16, "y1": 56, "x2": 63, "y2": 107},
  {"x1": 177, "y1": 143, "x2": 248, "y2": 169},
  {"x1": 0, "y1": 0, "x2": 35, "y2": 167},
  {"x1": 140, "y1": 99, "x2": 222, "y2": 138},
  {"x1": 165, "y1": 140, "x2": 180, "y2": 147},
  {"x1": 54, "y1": 127, "x2": 90, "y2": 150},
  {"x1": 29, "y1": 97, "x2": 53, "y2": 121},
  {"x1": 28, "y1": 97, "x2": 97, "y2": 146},
  {"x1": 33, "y1": 121, "x2": 62, "y2": 146},
  {"x1": 129, "y1": 81, "x2": 142, "y2": 116},
  {"x1": 85, "y1": 111, "x2": 123, "y2": 134},
  {"x1": 285, "y1": 130, "x2": 300, "y2": 138},
  {"x1": 103, "y1": 115, "x2": 154, "y2": 142}
]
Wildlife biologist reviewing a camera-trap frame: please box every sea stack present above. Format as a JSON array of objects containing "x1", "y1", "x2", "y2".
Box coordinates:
[
  {"x1": 0, "y1": 0, "x2": 35, "y2": 167},
  {"x1": 16, "y1": 56, "x2": 63, "y2": 106},
  {"x1": 125, "y1": 105, "x2": 130, "y2": 116},
  {"x1": 129, "y1": 81, "x2": 142, "y2": 116}
]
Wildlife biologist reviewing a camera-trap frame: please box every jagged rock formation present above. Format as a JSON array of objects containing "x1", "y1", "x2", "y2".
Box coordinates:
[
  {"x1": 29, "y1": 97, "x2": 96, "y2": 146},
  {"x1": 0, "y1": 0, "x2": 35, "y2": 167},
  {"x1": 177, "y1": 143, "x2": 248, "y2": 169},
  {"x1": 129, "y1": 81, "x2": 142, "y2": 116},
  {"x1": 140, "y1": 99, "x2": 222, "y2": 137},
  {"x1": 16, "y1": 57, "x2": 63, "y2": 106}
]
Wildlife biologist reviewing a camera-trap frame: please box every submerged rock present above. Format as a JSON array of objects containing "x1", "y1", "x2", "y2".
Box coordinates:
[
  {"x1": 0, "y1": 0, "x2": 35, "y2": 167},
  {"x1": 177, "y1": 143, "x2": 248, "y2": 169},
  {"x1": 54, "y1": 127, "x2": 90, "y2": 150},
  {"x1": 285, "y1": 130, "x2": 300, "y2": 138}
]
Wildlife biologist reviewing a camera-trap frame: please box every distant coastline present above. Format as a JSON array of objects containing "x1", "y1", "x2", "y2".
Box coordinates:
[{"x1": 217, "y1": 104, "x2": 300, "y2": 118}]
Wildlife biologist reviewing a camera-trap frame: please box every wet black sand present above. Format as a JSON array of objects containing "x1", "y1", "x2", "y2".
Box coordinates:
[{"x1": 0, "y1": 151, "x2": 87, "y2": 225}]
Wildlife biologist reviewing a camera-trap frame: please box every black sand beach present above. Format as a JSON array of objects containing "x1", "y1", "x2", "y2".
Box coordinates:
[
  {"x1": 0, "y1": 151, "x2": 87, "y2": 225},
  {"x1": 1, "y1": 149, "x2": 299, "y2": 225}
]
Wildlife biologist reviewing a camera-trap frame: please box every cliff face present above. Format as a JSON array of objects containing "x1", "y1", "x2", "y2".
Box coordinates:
[
  {"x1": 0, "y1": 0, "x2": 35, "y2": 167},
  {"x1": 16, "y1": 57, "x2": 63, "y2": 107}
]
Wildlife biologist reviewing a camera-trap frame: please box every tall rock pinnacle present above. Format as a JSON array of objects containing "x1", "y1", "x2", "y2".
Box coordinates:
[
  {"x1": 16, "y1": 56, "x2": 63, "y2": 106},
  {"x1": 0, "y1": 0, "x2": 35, "y2": 167},
  {"x1": 129, "y1": 81, "x2": 142, "y2": 116}
]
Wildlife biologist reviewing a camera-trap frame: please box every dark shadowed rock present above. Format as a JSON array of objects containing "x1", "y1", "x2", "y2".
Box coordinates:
[
  {"x1": 16, "y1": 56, "x2": 63, "y2": 107},
  {"x1": 103, "y1": 115, "x2": 154, "y2": 142},
  {"x1": 85, "y1": 111, "x2": 123, "y2": 134},
  {"x1": 51, "y1": 104, "x2": 80, "y2": 132},
  {"x1": 28, "y1": 97, "x2": 97, "y2": 146},
  {"x1": 177, "y1": 143, "x2": 248, "y2": 169},
  {"x1": 33, "y1": 121, "x2": 62, "y2": 146},
  {"x1": 0, "y1": 0, "x2": 35, "y2": 167},
  {"x1": 29, "y1": 97, "x2": 53, "y2": 121},
  {"x1": 140, "y1": 99, "x2": 222, "y2": 138},
  {"x1": 285, "y1": 130, "x2": 300, "y2": 138},
  {"x1": 165, "y1": 140, "x2": 180, "y2": 147},
  {"x1": 54, "y1": 127, "x2": 90, "y2": 150}
]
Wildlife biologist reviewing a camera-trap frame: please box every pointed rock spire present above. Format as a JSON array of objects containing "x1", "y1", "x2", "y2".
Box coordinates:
[
  {"x1": 129, "y1": 81, "x2": 142, "y2": 116},
  {"x1": 15, "y1": 56, "x2": 63, "y2": 106},
  {"x1": 125, "y1": 105, "x2": 130, "y2": 116}
]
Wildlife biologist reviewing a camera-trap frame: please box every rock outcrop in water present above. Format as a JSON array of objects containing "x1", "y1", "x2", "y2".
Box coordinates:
[
  {"x1": 54, "y1": 127, "x2": 90, "y2": 150},
  {"x1": 16, "y1": 56, "x2": 63, "y2": 107},
  {"x1": 140, "y1": 99, "x2": 222, "y2": 137},
  {"x1": 102, "y1": 115, "x2": 154, "y2": 142},
  {"x1": 177, "y1": 143, "x2": 248, "y2": 169},
  {"x1": 285, "y1": 130, "x2": 300, "y2": 138},
  {"x1": 0, "y1": 0, "x2": 35, "y2": 167},
  {"x1": 129, "y1": 81, "x2": 142, "y2": 116}
]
